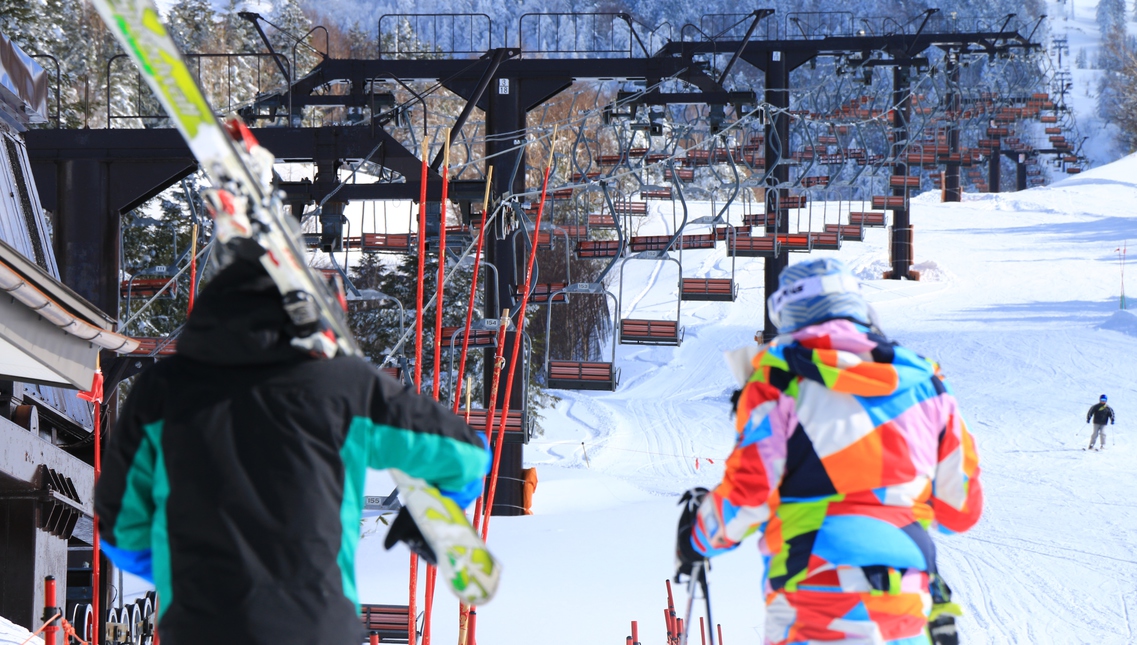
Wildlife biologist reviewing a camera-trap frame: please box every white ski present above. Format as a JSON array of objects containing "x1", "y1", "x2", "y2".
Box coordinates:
[
  {"x1": 390, "y1": 471, "x2": 501, "y2": 605},
  {"x1": 91, "y1": 0, "x2": 500, "y2": 605}
]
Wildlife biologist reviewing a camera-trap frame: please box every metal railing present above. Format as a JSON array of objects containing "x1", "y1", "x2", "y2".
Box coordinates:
[
  {"x1": 518, "y1": 13, "x2": 634, "y2": 58},
  {"x1": 378, "y1": 13, "x2": 492, "y2": 59},
  {"x1": 29, "y1": 54, "x2": 61, "y2": 128},
  {"x1": 106, "y1": 52, "x2": 290, "y2": 127}
]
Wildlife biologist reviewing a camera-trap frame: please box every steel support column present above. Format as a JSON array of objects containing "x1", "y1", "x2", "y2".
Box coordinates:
[
  {"x1": 943, "y1": 50, "x2": 962, "y2": 202},
  {"x1": 988, "y1": 129, "x2": 1002, "y2": 193},
  {"x1": 889, "y1": 66, "x2": 913, "y2": 280},
  {"x1": 763, "y1": 50, "x2": 790, "y2": 342},
  {"x1": 56, "y1": 159, "x2": 118, "y2": 315},
  {"x1": 483, "y1": 75, "x2": 526, "y2": 517}
]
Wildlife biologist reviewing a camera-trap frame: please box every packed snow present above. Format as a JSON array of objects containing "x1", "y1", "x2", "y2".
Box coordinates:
[
  {"x1": 117, "y1": 152, "x2": 1137, "y2": 644},
  {"x1": 352, "y1": 151, "x2": 1137, "y2": 645}
]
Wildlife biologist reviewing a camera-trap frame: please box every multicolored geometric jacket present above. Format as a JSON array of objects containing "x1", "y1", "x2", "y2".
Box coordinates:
[{"x1": 693, "y1": 319, "x2": 983, "y2": 592}]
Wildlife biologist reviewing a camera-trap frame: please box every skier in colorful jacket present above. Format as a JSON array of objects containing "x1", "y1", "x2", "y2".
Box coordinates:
[
  {"x1": 677, "y1": 258, "x2": 983, "y2": 645},
  {"x1": 1086, "y1": 394, "x2": 1115, "y2": 450},
  {"x1": 94, "y1": 257, "x2": 490, "y2": 645}
]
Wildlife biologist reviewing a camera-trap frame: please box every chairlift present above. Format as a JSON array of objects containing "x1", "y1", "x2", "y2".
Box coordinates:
[
  {"x1": 616, "y1": 178, "x2": 684, "y2": 345},
  {"x1": 121, "y1": 217, "x2": 180, "y2": 304},
  {"x1": 456, "y1": 330, "x2": 534, "y2": 444},
  {"x1": 542, "y1": 282, "x2": 621, "y2": 391},
  {"x1": 674, "y1": 159, "x2": 738, "y2": 302},
  {"x1": 349, "y1": 201, "x2": 417, "y2": 254}
]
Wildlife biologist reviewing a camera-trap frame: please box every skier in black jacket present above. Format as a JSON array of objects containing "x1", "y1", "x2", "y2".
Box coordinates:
[
  {"x1": 94, "y1": 258, "x2": 489, "y2": 645},
  {"x1": 1086, "y1": 394, "x2": 1116, "y2": 450}
]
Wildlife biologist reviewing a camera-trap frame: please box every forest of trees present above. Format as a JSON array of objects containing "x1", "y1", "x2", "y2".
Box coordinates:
[{"x1": 0, "y1": 0, "x2": 1100, "y2": 418}]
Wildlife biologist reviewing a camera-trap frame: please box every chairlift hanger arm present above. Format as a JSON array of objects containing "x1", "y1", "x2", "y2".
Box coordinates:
[
  {"x1": 431, "y1": 48, "x2": 515, "y2": 171},
  {"x1": 237, "y1": 12, "x2": 292, "y2": 86},
  {"x1": 717, "y1": 9, "x2": 775, "y2": 86}
]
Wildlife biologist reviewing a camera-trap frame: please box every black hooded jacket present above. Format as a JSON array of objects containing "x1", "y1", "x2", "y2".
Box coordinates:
[
  {"x1": 1088, "y1": 402, "x2": 1115, "y2": 425},
  {"x1": 95, "y1": 261, "x2": 488, "y2": 645}
]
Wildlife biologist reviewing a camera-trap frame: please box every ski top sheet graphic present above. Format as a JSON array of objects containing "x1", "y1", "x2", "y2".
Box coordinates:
[
  {"x1": 92, "y1": 0, "x2": 500, "y2": 605},
  {"x1": 92, "y1": 0, "x2": 352, "y2": 359},
  {"x1": 390, "y1": 471, "x2": 502, "y2": 605}
]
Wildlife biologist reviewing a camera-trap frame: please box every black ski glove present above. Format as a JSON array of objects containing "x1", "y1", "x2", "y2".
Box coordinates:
[
  {"x1": 383, "y1": 507, "x2": 438, "y2": 565},
  {"x1": 675, "y1": 487, "x2": 710, "y2": 581}
]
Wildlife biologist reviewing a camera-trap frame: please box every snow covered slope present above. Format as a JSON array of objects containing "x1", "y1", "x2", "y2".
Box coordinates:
[{"x1": 354, "y1": 153, "x2": 1137, "y2": 644}]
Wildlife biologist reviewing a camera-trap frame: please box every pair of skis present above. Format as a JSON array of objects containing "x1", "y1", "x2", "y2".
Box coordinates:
[{"x1": 90, "y1": 0, "x2": 499, "y2": 606}]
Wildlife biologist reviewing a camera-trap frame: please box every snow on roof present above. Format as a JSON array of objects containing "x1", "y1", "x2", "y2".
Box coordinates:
[{"x1": 0, "y1": 615, "x2": 41, "y2": 645}]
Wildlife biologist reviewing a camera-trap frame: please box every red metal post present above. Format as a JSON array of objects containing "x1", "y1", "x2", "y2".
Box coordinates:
[
  {"x1": 470, "y1": 311, "x2": 511, "y2": 533},
  {"x1": 422, "y1": 133, "x2": 446, "y2": 645},
  {"x1": 431, "y1": 131, "x2": 451, "y2": 401},
  {"x1": 414, "y1": 139, "x2": 429, "y2": 394},
  {"x1": 187, "y1": 222, "x2": 198, "y2": 315},
  {"x1": 408, "y1": 136, "x2": 429, "y2": 645},
  {"x1": 91, "y1": 382, "x2": 102, "y2": 645},
  {"x1": 700, "y1": 617, "x2": 707, "y2": 645},
  {"x1": 665, "y1": 579, "x2": 677, "y2": 639},
  {"x1": 663, "y1": 608, "x2": 673, "y2": 645},
  {"x1": 370, "y1": 633, "x2": 379, "y2": 645},
  {"x1": 422, "y1": 565, "x2": 436, "y2": 645},
  {"x1": 631, "y1": 620, "x2": 639, "y2": 645},
  {"x1": 42, "y1": 576, "x2": 59, "y2": 645},
  {"x1": 677, "y1": 618, "x2": 684, "y2": 644},
  {"x1": 480, "y1": 157, "x2": 554, "y2": 541},
  {"x1": 717, "y1": 624, "x2": 723, "y2": 645},
  {"x1": 451, "y1": 169, "x2": 494, "y2": 414},
  {"x1": 408, "y1": 555, "x2": 418, "y2": 645}
]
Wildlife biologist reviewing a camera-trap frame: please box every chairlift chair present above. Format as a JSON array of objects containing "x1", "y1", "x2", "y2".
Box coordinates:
[
  {"x1": 675, "y1": 165, "x2": 738, "y2": 302},
  {"x1": 618, "y1": 251, "x2": 684, "y2": 346},
  {"x1": 543, "y1": 282, "x2": 621, "y2": 391},
  {"x1": 456, "y1": 331, "x2": 534, "y2": 444}
]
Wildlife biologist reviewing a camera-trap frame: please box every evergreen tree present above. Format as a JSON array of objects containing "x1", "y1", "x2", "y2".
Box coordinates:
[
  {"x1": 268, "y1": 0, "x2": 320, "y2": 78},
  {"x1": 120, "y1": 179, "x2": 208, "y2": 338},
  {"x1": 167, "y1": 0, "x2": 215, "y2": 53},
  {"x1": 1099, "y1": 0, "x2": 1128, "y2": 34}
]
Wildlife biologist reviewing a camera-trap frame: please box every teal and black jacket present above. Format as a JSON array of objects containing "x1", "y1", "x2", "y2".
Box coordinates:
[{"x1": 94, "y1": 261, "x2": 489, "y2": 645}]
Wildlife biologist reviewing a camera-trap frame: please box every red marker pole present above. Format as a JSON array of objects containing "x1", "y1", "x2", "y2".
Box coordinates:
[
  {"x1": 187, "y1": 222, "x2": 198, "y2": 315},
  {"x1": 42, "y1": 576, "x2": 59, "y2": 645},
  {"x1": 407, "y1": 137, "x2": 430, "y2": 645},
  {"x1": 79, "y1": 363, "x2": 105, "y2": 645}
]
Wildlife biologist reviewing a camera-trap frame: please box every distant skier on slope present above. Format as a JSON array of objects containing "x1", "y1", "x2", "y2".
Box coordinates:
[
  {"x1": 675, "y1": 258, "x2": 983, "y2": 645},
  {"x1": 94, "y1": 247, "x2": 489, "y2": 645},
  {"x1": 1086, "y1": 394, "x2": 1115, "y2": 450}
]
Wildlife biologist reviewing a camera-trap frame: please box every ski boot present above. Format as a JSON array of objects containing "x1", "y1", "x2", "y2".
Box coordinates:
[{"x1": 928, "y1": 573, "x2": 962, "y2": 645}]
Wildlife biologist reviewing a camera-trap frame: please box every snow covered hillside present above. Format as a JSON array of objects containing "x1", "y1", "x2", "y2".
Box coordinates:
[{"x1": 349, "y1": 153, "x2": 1137, "y2": 645}]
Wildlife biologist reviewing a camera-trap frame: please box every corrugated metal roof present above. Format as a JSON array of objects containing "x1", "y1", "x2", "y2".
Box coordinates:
[
  {"x1": 0, "y1": 119, "x2": 95, "y2": 429},
  {"x1": 0, "y1": 130, "x2": 56, "y2": 277}
]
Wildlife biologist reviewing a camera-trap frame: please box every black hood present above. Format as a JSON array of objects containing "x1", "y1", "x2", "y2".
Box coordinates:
[{"x1": 176, "y1": 260, "x2": 307, "y2": 366}]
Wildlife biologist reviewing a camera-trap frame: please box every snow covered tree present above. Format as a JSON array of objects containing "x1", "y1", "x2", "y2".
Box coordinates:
[
  {"x1": 1100, "y1": 0, "x2": 1128, "y2": 35},
  {"x1": 167, "y1": 0, "x2": 215, "y2": 53},
  {"x1": 268, "y1": 0, "x2": 321, "y2": 78},
  {"x1": 1099, "y1": 37, "x2": 1137, "y2": 152}
]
